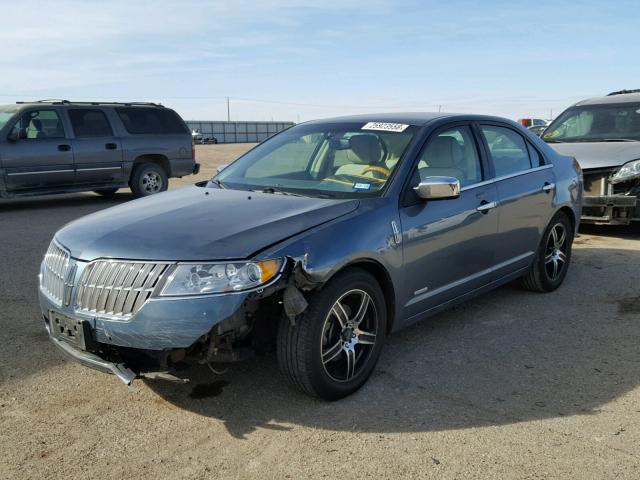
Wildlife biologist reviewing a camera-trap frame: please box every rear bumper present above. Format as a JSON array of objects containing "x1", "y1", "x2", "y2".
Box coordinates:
[
  {"x1": 581, "y1": 195, "x2": 639, "y2": 225},
  {"x1": 170, "y1": 158, "x2": 198, "y2": 177}
]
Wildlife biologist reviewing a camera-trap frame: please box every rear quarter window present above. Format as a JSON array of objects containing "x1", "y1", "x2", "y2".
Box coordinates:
[{"x1": 115, "y1": 107, "x2": 189, "y2": 135}]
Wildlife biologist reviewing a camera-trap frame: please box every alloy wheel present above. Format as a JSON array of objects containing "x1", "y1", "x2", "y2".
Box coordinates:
[
  {"x1": 544, "y1": 222, "x2": 568, "y2": 281},
  {"x1": 142, "y1": 171, "x2": 163, "y2": 193},
  {"x1": 321, "y1": 289, "x2": 378, "y2": 382}
]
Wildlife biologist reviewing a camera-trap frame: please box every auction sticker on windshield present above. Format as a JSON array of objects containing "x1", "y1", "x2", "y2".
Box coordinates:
[{"x1": 362, "y1": 122, "x2": 409, "y2": 132}]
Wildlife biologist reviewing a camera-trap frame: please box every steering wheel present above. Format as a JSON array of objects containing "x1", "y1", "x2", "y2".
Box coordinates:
[{"x1": 361, "y1": 165, "x2": 391, "y2": 179}]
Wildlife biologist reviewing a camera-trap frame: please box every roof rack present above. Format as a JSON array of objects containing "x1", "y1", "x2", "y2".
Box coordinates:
[
  {"x1": 606, "y1": 89, "x2": 640, "y2": 96},
  {"x1": 15, "y1": 100, "x2": 164, "y2": 107}
]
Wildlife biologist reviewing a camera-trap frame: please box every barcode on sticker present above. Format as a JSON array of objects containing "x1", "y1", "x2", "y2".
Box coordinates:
[{"x1": 362, "y1": 122, "x2": 409, "y2": 132}]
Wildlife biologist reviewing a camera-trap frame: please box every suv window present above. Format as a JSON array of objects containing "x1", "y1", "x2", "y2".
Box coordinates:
[
  {"x1": 480, "y1": 125, "x2": 532, "y2": 176},
  {"x1": 416, "y1": 126, "x2": 483, "y2": 187},
  {"x1": 115, "y1": 107, "x2": 188, "y2": 135},
  {"x1": 69, "y1": 109, "x2": 113, "y2": 137},
  {"x1": 15, "y1": 109, "x2": 65, "y2": 139}
]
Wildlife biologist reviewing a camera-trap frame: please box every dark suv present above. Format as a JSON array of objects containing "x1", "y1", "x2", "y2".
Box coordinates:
[{"x1": 0, "y1": 100, "x2": 199, "y2": 198}]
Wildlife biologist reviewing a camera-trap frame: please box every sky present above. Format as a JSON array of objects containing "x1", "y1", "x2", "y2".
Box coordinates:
[{"x1": 2, "y1": 0, "x2": 639, "y2": 123}]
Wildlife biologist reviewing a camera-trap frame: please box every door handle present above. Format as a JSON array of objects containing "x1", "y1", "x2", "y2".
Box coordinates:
[
  {"x1": 476, "y1": 200, "x2": 497, "y2": 213},
  {"x1": 58, "y1": 144, "x2": 71, "y2": 152},
  {"x1": 542, "y1": 182, "x2": 555, "y2": 193},
  {"x1": 105, "y1": 143, "x2": 117, "y2": 150}
]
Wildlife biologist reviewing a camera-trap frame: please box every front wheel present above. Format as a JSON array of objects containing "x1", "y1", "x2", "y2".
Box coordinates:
[
  {"x1": 277, "y1": 268, "x2": 387, "y2": 400},
  {"x1": 521, "y1": 211, "x2": 574, "y2": 292},
  {"x1": 130, "y1": 163, "x2": 168, "y2": 197}
]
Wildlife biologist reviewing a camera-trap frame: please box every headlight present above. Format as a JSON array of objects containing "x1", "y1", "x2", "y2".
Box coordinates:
[
  {"x1": 160, "y1": 258, "x2": 283, "y2": 296},
  {"x1": 611, "y1": 159, "x2": 640, "y2": 184}
]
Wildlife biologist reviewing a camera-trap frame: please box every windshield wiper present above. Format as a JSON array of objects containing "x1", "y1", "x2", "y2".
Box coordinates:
[
  {"x1": 258, "y1": 187, "x2": 305, "y2": 197},
  {"x1": 561, "y1": 138, "x2": 639, "y2": 143},
  {"x1": 598, "y1": 138, "x2": 639, "y2": 142},
  {"x1": 210, "y1": 179, "x2": 225, "y2": 189}
]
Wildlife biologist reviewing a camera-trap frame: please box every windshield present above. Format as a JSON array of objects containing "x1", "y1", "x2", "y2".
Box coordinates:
[
  {"x1": 215, "y1": 122, "x2": 418, "y2": 198},
  {"x1": 543, "y1": 103, "x2": 640, "y2": 142}
]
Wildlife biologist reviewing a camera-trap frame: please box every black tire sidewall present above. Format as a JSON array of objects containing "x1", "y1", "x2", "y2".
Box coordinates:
[
  {"x1": 303, "y1": 269, "x2": 387, "y2": 400},
  {"x1": 537, "y1": 212, "x2": 573, "y2": 291}
]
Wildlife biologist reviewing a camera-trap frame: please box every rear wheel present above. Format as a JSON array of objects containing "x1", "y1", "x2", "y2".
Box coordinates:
[
  {"x1": 130, "y1": 163, "x2": 168, "y2": 197},
  {"x1": 521, "y1": 211, "x2": 573, "y2": 292},
  {"x1": 277, "y1": 268, "x2": 387, "y2": 400}
]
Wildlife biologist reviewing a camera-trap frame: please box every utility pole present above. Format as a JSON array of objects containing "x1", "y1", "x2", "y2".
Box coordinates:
[
  {"x1": 438, "y1": 104, "x2": 442, "y2": 112},
  {"x1": 226, "y1": 97, "x2": 230, "y2": 122}
]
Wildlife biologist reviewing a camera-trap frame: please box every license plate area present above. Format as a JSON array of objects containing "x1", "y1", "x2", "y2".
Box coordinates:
[{"x1": 49, "y1": 310, "x2": 86, "y2": 350}]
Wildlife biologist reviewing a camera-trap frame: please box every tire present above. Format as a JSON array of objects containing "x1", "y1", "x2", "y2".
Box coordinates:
[
  {"x1": 277, "y1": 268, "x2": 387, "y2": 400},
  {"x1": 93, "y1": 188, "x2": 118, "y2": 196},
  {"x1": 129, "y1": 163, "x2": 168, "y2": 198},
  {"x1": 521, "y1": 211, "x2": 574, "y2": 292}
]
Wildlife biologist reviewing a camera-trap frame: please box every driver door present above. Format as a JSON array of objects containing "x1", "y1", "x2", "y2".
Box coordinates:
[
  {"x1": 398, "y1": 124, "x2": 499, "y2": 320},
  {"x1": 3, "y1": 108, "x2": 75, "y2": 192}
]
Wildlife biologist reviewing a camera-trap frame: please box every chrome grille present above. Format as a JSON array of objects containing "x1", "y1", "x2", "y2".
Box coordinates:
[
  {"x1": 41, "y1": 241, "x2": 73, "y2": 306},
  {"x1": 76, "y1": 261, "x2": 169, "y2": 318}
]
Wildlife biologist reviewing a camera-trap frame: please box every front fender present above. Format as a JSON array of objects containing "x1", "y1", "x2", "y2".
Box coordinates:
[{"x1": 257, "y1": 198, "x2": 404, "y2": 324}]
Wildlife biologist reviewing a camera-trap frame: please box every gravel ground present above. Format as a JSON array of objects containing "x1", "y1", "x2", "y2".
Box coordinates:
[{"x1": 1, "y1": 144, "x2": 639, "y2": 479}]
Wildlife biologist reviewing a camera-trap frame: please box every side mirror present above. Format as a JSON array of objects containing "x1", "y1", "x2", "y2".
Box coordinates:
[
  {"x1": 7, "y1": 127, "x2": 27, "y2": 142},
  {"x1": 216, "y1": 164, "x2": 229, "y2": 174},
  {"x1": 413, "y1": 176, "x2": 461, "y2": 200}
]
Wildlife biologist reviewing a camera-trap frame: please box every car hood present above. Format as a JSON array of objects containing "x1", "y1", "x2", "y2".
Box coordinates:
[
  {"x1": 56, "y1": 185, "x2": 359, "y2": 261},
  {"x1": 548, "y1": 142, "x2": 640, "y2": 170}
]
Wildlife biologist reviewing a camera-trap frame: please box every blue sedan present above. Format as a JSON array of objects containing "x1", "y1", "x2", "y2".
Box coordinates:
[{"x1": 40, "y1": 113, "x2": 582, "y2": 400}]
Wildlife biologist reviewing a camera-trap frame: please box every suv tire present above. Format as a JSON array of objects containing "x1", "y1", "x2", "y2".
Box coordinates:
[
  {"x1": 277, "y1": 268, "x2": 387, "y2": 400},
  {"x1": 521, "y1": 211, "x2": 573, "y2": 292},
  {"x1": 130, "y1": 163, "x2": 168, "y2": 197}
]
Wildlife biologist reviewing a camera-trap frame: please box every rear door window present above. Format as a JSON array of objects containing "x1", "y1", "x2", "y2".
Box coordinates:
[
  {"x1": 69, "y1": 109, "x2": 113, "y2": 137},
  {"x1": 480, "y1": 125, "x2": 532, "y2": 176},
  {"x1": 115, "y1": 107, "x2": 188, "y2": 134},
  {"x1": 527, "y1": 142, "x2": 545, "y2": 167}
]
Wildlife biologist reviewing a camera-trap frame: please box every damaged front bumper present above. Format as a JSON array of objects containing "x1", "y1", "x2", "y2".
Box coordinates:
[
  {"x1": 582, "y1": 194, "x2": 639, "y2": 225},
  {"x1": 581, "y1": 167, "x2": 640, "y2": 225},
  {"x1": 48, "y1": 333, "x2": 137, "y2": 384},
  {"x1": 40, "y1": 285, "x2": 250, "y2": 384}
]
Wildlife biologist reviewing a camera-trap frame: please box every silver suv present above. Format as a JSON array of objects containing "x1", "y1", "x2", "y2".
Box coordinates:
[
  {"x1": 543, "y1": 90, "x2": 640, "y2": 225},
  {"x1": 0, "y1": 100, "x2": 199, "y2": 198}
]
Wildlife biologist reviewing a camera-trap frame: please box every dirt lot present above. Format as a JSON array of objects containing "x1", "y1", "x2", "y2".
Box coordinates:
[{"x1": 1, "y1": 144, "x2": 639, "y2": 479}]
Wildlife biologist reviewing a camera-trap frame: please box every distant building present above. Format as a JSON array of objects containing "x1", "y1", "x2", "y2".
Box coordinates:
[{"x1": 185, "y1": 120, "x2": 294, "y2": 144}]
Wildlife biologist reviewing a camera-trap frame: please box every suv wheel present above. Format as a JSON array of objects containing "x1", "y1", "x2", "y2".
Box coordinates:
[
  {"x1": 277, "y1": 268, "x2": 387, "y2": 400},
  {"x1": 130, "y1": 163, "x2": 168, "y2": 197},
  {"x1": 521, "y1": 211, "x2": 574, "y2": 292}
]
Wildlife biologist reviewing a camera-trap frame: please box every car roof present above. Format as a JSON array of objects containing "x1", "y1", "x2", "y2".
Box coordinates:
[
  {"x1": 11, "y1": 100, "x2": 165, "y2": 108},
  {"x1": 302, "y1": 112, "x2": 516, "y2": 127},
  {"x1": 573, "y1": 92, "x2": 640, "y2": 107}
]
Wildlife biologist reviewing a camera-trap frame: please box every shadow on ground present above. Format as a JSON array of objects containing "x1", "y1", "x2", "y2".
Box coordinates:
[
  {"x1": 147, "y1": 245, "x2": 640, "y2": 438},
  {"x1": 0, "y1": 191, "x2": 133, "y2": 212}
]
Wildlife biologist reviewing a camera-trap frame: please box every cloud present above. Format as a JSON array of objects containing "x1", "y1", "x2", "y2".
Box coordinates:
[{"x1": 1, "y1": 0, "x2": 638, "y2": 120}]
